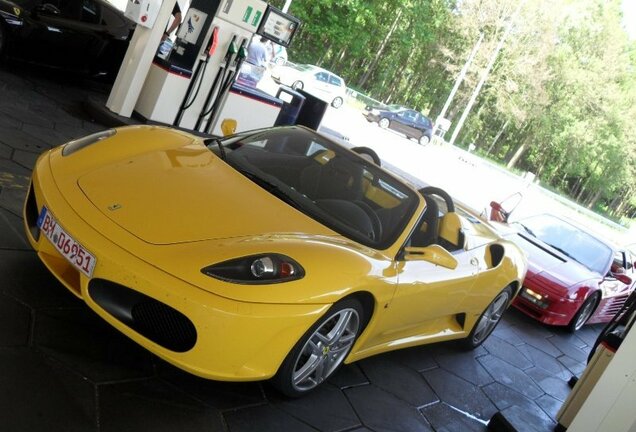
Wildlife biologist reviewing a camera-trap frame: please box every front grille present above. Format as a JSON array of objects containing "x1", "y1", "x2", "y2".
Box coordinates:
[
  {"x1": 89, "y1": 279, "x2": 197, "y2": 352},
  {"x1": 131, "y1": 301, "x2": 197, "y2": 353},
  {"x1": 25, "y1": 183, "x2": 40, "y2": 241}
]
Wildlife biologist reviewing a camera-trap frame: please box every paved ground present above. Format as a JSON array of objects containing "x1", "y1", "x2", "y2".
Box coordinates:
[{"x1": 0, "y1": 63, "x2": 604, "y2": 432}]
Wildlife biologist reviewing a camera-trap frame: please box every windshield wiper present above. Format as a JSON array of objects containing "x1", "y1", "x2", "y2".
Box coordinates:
[
  {"x1": 516, "y1": 222, "x2": 536, "y2": 238},
  {"x1": 236, "y1": 168, "x2": 302, "y2": 210},
  {"x1": 206, "y1": 138, "x2": 226, "y2": 161},
  {"x1": 545, "y1": 243, "x2": 575, "y2": 260}
]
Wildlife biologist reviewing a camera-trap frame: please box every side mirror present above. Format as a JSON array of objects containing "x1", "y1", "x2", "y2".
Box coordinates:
[
  {"x1": 616, "y1": 273, "x2": 632, "y2": 286},
  {"x1": 489, "y1": 201, "x2": 509, "y2": 223},
  {"x1": 403, "y1": 245, "x2": 458, "y2": 270}
]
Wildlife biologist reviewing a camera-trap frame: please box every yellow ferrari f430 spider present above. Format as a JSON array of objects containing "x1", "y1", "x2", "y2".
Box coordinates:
[{"x1": 24, "y1": 125, "x2": 527, "y2": 396}]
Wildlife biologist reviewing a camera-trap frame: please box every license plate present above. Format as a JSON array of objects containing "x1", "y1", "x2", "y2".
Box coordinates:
[{"x1": 37, "y1": 207, "x2": 96, "y2": 277}]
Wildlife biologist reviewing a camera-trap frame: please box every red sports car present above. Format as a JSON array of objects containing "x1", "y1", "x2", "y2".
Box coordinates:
[{"x1": 490, "y1": 206, "x2": 635, "y2": 332}]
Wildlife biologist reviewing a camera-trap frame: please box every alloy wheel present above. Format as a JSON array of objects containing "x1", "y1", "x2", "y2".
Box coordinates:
[
  {"x1": 291, "y1": 307, "x2": 360, "y2": 392},
  {"x1": 471, "y1": 290, "x2": 510, "y2": 345}
]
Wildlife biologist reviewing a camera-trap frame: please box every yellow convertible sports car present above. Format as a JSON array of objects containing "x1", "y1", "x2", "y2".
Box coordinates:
[{"x1": 23, "y1": 125, "x2": 527, "y2": 397}]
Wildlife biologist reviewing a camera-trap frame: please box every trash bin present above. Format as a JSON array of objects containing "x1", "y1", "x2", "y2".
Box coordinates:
[
  {"x1": 274, "y1": 86, "x2": 306, "y2": 126},
  {"x1": 294, "y1": 90, "x2": 328, "y2": 131}
]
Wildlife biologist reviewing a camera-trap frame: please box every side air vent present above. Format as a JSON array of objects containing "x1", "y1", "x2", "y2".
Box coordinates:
[
  {"x1": 88, "y1": 279, "x2": 197, "y2": 352},
  {"x1": 488, "y1": 244, "x2": 505, "y2": 268}
]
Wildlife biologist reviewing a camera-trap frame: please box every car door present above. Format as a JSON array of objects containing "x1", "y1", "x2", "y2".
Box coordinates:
[
  {"x1": 311, "y1": 71, "x2": 330, "y2": 98},
  {"x1": 400, "y1": 110, "x2": 420, "y2": 138},
  {"x1": 600, "y1": 250, "x2": 635, "y2": 296},
  {"x1": 23, "y1": 0, "x2": 104, "y2": 69},
  {"x1": 373, "y1": 209, "x2": 480, "y2": 345}
]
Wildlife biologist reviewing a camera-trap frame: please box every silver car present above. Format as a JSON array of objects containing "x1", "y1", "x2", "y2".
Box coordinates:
[{"x1": 271, "y1": 64, "x2": 347, "y2": 108}]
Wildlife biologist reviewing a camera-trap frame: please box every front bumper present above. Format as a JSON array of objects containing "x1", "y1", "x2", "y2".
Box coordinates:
[
  {"x1": 23, "y1": 154, "x2": 329, "y2": 381},
  {"x1": 512, "y1": 286, "x2": 581, "y2": 326},
  {"x1": 364, "y1": 112, "x2": 380, "y2": 122}
]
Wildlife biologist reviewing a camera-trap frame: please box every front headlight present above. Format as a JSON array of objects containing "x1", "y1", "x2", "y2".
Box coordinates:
[
  {"x1": 519, "y1": 287, "x2": 550, "y2": 309},
  {"x1": 201, "y1": 254, "x2": 305, "y2": 284},
  {"x1": 62, "y1": 129, "x2": 116, "y2": 156}
]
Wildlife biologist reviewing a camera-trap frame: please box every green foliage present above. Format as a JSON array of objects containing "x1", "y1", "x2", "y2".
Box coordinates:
[{"x1": 281, "y1": 0, "x2": 636, "y2": 219}]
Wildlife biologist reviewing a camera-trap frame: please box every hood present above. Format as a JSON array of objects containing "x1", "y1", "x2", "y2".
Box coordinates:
[
  {"x1": 503, "y1": 231, "x2": 599, "y2": 288},
  {"x1": 78, "y1": 143, "x2": 335, "y2": 245}
]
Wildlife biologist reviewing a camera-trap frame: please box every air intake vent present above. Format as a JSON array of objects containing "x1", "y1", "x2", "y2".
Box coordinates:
[{"x1": 89, "y1": 279, "x2": 196, "y2": 352}]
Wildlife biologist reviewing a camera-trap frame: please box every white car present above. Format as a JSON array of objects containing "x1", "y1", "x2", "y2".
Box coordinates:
[{"x1": 271, "y1": 64, "x2": 347, "y2": 108}]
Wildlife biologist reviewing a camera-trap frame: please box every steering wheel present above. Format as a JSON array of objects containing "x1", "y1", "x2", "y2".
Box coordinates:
[
  {"x1": 418, "y1": 186, "x2": 455, "y2": 213},
  {"x1": 355, "y1": 201, "x2": 383, "y2": 242}
]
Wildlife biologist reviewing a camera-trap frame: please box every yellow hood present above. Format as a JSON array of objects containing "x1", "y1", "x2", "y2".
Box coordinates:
[{"x1": 78, "y1": 143, "x2": 334, "y2": 244}]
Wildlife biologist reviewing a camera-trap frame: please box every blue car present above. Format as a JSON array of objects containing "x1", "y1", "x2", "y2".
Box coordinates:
[{"x1": 365, "y1": 106, "x2": 433, "y2": 145}]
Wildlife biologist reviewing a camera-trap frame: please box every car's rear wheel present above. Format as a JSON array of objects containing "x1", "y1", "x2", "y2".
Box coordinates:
[
  {"x1": 331, "y1": 97, "x2": 343, "y2": 108},
  {"x1": 272, "y1": 298, "x2": 363, "y2": 397},
  {"x1": 419, "y1": 134, "x2": 430, "y2": 145},
  {"x1": 379, "y1": 118, "x2": 390, "y2": 129},
  {"x1": 567, "y1": 293, "x2": 599, "y2": 332},
  {"x1": 292, "y1": 80, "x2": 304, "y2": 90},
  {"x1": 462, "y1": 286, "x2": 513, "y2": 349}
]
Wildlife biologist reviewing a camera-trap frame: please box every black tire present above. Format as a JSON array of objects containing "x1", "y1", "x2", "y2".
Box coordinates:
[
  {"x1": 419, "y1": 134, "x2": 430, "y2": 145},
  {"x1": 567, "y1": 293, "x2": 599, "y2": 333},
  {"x1": 292, "y1": 80, "x2": 304, "y2": 90},
  {"x1": 461, "y1": 286, "x2": 513, "y2": 349},
  {"x1": 331, "y1": 97, "x2": 343, "y2": 108},
  {"x1": 379, "y1": 117, "x2": 390, "y2": 129},
  {"x1": 272, "y1": 298, "x2": 364, "y2": 397}
]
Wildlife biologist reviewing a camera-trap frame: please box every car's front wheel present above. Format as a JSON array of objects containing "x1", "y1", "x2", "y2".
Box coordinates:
[
  {"x1": 272, "y1": 298, "x2": 363, "y2": 397},
  {"x1": 419, "y1": 134, "x2": 431, "y2": 145},
  {"x1": 462, "y1": 286, "x2": 513, "y2": 349},
  {"x1": 567, "y1": 293, "x2": 599, "y2": 332},
  {"x1": 292, "y1": 80, "x2": 304, "y2": 90},
  {"x1": 331, "y1": 97, "x2": 343, "y2": 108},
  {"x1": 379, "y1": 118, "x2": 390, "y2": 129}
]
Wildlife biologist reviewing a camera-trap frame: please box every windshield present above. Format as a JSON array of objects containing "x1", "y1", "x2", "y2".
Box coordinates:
[
  {"x1": 211, "y1": 127, "x2": 418, "y2": 249},
  {"x1": 514, "y1": 214, "x2": 613, "y2": 275}
]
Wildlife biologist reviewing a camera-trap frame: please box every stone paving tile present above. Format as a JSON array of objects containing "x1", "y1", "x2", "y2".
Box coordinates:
[
  {"x1": 157, "y1": 360, "x2": 265, "y2": 410},
  {"x1": 422, "y1": 368, "x2": 497, "y2": 421},
  {"x1": 34, "y1": 307, "x2": 155, "y2": 383},
  {"x1": 272, "y1": 383, "x2": 361, "y2": 432},
  {"x1": 482, "y1": 382, "x2": 537, "y2": 411},
  {"x1": 478, "y1": 355, "x2": 544, "y2": 399},
  {"x1": 557, "y1": 355, "x2": 587, "y2": 377},
  {"x1": 575, "y1": 325, "x2": 605, "y2": 346},
  {"x1": 224, "y1": 404, "x2": 317, "y2": 432},
  {"x1": 0, "y1": 292, "x2": 31, "y2": 346},
  {"x1": 384, "y1": 344, "x2": 438, "y2": 372},
  {"x1": 510, "y1": 327, "x2": 563, "y2": 358},
  {"x1": 12, "y1": 149, "x2": 42, "y2": 171},
  {"x1": 517, "y1": 344, "x2": 571, "y2": 380},
  {"x1": 0, "y1": 126, "x2": 50, "y2": 152},
  {"x1": 547, "y1": 336, "x2": 588, "y2": 363},
  {"x1": 548, "y1": 331, "x2": 588, "y2": 350},
  {"x1": 359, "y1": 355, "x2": 438, "y2": 407},
  {"x1": 0, "y1": 113, "x2": 22, "y2": 129},
  {"x1": 99, "y1": 379, "x2": 224, "y2": 432},
  {"x1": 526, "y1": 372, "x2": 571, "y2": 402},
  {"x1": 434, "y1": 349, "x2": 494, "y2": 386},
  {"x1": 345, "y1": 385, "x2": 433, "y2": 432},
  {"x1": 0, "y1": 175, "x2": 30, "y2": 216},
  {"x1": 0, "y1": 250, "x2": 82, "y2": 309},
  {"x1": 420, "y1": 402, "x2": 487, "y2": 432},
  {"x1": 535, "y1": 394, "x2": 562, "y2": 421},
  {"x1": 0, "y1": 347, "x2": 97, "y2": 432},
  {"x1": 329, "y1": 363, "x2": 369, "y2": 389},
  {"x1": 482, "y1": 335, "x2": 533, "y2": 370},
  {"x1": 499, "y1": 404, "x2": 556, "y2": 432},
  {"x1": 0, "y1": 141, "x2": 12, "y2": 158},
  {"x1": 0, "y1": 207, "x2": 30, "y2": 249},
  {"x1": 491, "y1": 324, "x2": 526, "y2": 346},
  {"x1": 0, "y1": 104, "x2": 56, "y2": 128},
  {"x1": 0, "y1": 157, "x2": 31, "y2": 177},
  {"x1": 23, "y1": 124, "x2": 73, "y2": 148}
]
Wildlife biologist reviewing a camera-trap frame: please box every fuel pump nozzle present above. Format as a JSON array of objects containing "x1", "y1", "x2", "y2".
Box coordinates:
[{"x1": 195, "y1": 35, "x2": 238, "y2": 131}]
